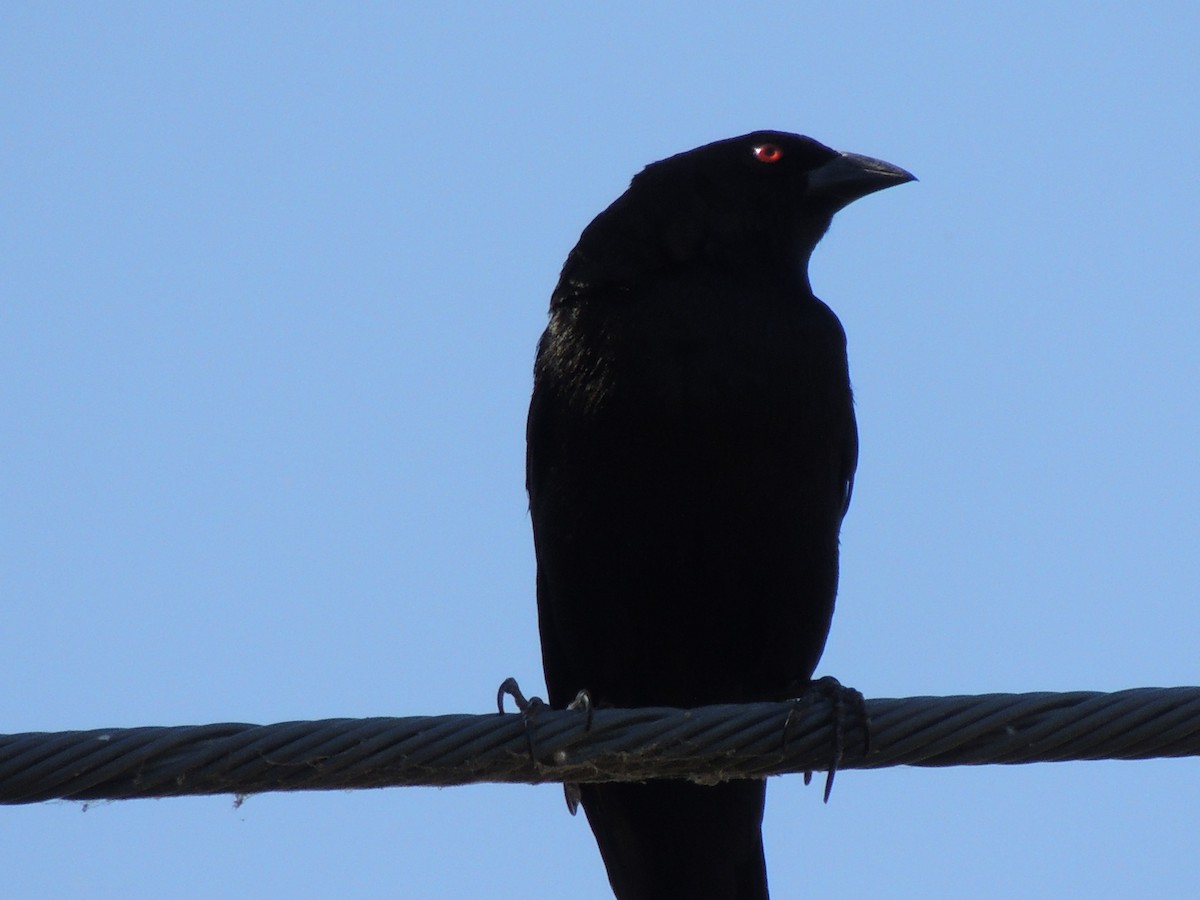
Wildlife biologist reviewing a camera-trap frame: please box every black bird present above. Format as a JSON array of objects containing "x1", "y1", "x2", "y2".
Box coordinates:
[{"x1": 527, "y1": 131, "x2": 912, "y2": 899}]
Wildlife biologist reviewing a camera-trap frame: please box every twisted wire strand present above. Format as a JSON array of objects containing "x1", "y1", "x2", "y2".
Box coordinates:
[{"x1": 1, "y1": 686, "x2": 1197, "y2": 805}]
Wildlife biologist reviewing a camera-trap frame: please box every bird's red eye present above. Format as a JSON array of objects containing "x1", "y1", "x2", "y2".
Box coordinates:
[{"x1": 753, "y1": 143, "x2": 784, "y2": 163}]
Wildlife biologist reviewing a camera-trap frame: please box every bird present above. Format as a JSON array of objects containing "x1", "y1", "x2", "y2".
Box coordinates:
[{"x1": 526, "y1": 130, "x2": 913, "y2": 899}]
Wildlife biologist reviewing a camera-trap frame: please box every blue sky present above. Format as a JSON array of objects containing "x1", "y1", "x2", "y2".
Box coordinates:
[{"x1": 3, "y1": 4, "x2": 1198, "y2": 897}]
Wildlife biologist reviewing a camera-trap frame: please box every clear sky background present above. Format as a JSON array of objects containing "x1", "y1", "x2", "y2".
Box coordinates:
[{"x1": 3, "y1": 4, "x2": 1198, "y2": 898}]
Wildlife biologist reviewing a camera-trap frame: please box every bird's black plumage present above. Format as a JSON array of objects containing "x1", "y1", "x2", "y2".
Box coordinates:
[{"x1": 527, "y1": 131, "x2": 912, "y2": 899}]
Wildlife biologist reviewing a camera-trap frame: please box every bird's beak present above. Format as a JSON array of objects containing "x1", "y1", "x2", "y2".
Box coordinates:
[{"x1": 807, "y1": 151, "x2": 916, "y2": 210}]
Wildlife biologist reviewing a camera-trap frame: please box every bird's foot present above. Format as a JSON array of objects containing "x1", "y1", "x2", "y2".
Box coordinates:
[
  {"x1": 784, "y1": 675, "x2": 871, "y2": 803},
  {"x1": 496, "y1": 676, "x2": 546, "y2": 764},
  {"x1": 498, "y1": 679, "x2": 595, "y2": 813},
  {"x1": 561, "y1": 689, "x2": 593, "y2": 814}
]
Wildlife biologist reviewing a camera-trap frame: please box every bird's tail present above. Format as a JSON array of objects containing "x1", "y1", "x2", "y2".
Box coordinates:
[{"x1": 580, "y1": 779, "x2": 769, "y2": 900}]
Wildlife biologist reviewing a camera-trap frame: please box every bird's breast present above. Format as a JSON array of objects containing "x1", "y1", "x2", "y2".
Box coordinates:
[{"x1": 530, "y1": 278, "x2": 854, "y2": 706}]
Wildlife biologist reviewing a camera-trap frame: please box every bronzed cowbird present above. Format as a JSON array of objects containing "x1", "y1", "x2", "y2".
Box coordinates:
[{"x1": 527, "y1": 131, "x2": 913, "y2": 899}]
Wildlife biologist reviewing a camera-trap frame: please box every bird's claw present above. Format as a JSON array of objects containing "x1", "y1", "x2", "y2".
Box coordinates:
[
  {"x1": 497, "y1": 676, "x2": 542, "y2": 715},
  {"x1": 496, "y1": 676, "x2": 546, "y2": 764},
  {"x1": 784, "y1": 675, "x2": 870, "y2": 803},
  {"x1": 563, "y1": 782, "x2": 582, "y2": 816},
  {"x1": 566, "y1": 688, "x2": 594, "y2": 731}
]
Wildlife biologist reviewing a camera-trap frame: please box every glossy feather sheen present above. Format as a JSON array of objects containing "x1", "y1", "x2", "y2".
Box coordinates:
[{"x1": 527, "y1": 131, "x2": 909, "y2": 899}]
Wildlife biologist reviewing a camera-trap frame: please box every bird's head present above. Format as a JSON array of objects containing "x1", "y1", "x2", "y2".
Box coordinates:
[
  {"x1": 554, "y1": 131, "x2": 913, "y2": 304},
  {"x1": 639, "y1": 130, "x2": 914, "y2": 268}
]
